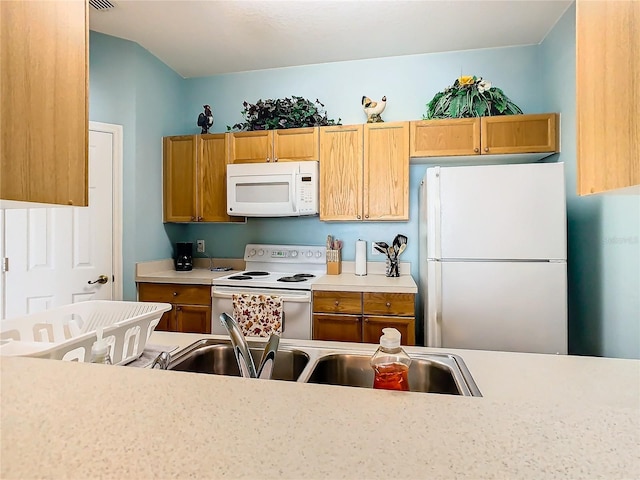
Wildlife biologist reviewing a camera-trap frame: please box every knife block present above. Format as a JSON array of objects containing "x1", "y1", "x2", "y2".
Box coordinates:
[{"x1": 326, "y1": 249, "x2": 342, "y2": 275}]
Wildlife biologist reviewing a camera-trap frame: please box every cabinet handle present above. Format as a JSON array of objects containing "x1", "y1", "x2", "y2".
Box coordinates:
[
  {"x1": 176, "y1": 306, "x2": 181, "y2": 311},
  {"x1": 386, "y1": 302, "x2": 391, "y2": 307},
  {"x1": 274, "y1": 157, "x2": 278, "y2": 162},
  {"x1": 474, "y1": 147, "x2": 479, "y2": 153},
  {"x1": 484, "y1": 147, "x2": 489, "y2": 152},
  {"x1": 357, "y1": 215, "x2": 361, "y2": 219},
  {"x1": 266, "y1": 157, "x2": 271, "y2": 162},
  {"x1": 365, "y1": 214, "x2": 369, "y2": 219},
  {"x1": 190, "y1": 216, "x2": 196, "y2": 221},
  {"x1": 363, "y1": 317, "x2": 369, "y2": 323},
  {"x1": 173, "y1": 292, "x2": 178, "y2": 296},
  {"x1": 334, "y1": 301, "x2": 340, "y2": 306}
]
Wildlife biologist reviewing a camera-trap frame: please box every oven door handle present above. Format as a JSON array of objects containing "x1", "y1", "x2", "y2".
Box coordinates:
[{"x1": 211, "y1": 289, "x2": 311, "y2": 303}]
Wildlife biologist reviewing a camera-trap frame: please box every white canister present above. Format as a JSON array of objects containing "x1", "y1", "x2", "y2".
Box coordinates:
[{"x1": 355, "y1": 240, "x2": 367, "y2": 276}]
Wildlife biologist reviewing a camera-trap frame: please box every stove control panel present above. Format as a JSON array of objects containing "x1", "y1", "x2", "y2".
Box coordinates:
[{"x1": 244, "y1": 244, "x2": 326, "y2": 264}]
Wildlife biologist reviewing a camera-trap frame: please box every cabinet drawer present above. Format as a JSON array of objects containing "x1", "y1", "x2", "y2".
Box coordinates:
[
  {"x1": 138, "y1": 283, "x2": 211, "y2": 305},
  {"x1": 363, "y1": 293, "x2": 414, "y2": 316},
  {"x1": 313, "y1": 291, "x2": 362, "y2": 314},
  {"x1": 313, "y1": 314, "x2": 363, "y2": 343}
]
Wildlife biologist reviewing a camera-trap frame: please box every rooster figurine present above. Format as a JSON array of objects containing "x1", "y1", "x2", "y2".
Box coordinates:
[
  {"x1": 362, "y1": 95, "x2": 386, "y2": 123},
  {"x1": 197, "y1": 104, "x2": 214, "y2": 133}
]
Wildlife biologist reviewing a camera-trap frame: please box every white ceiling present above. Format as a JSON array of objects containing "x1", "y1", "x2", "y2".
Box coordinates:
[{"x1": 89, "y1": 0, "x2": 573, "y2": 79}]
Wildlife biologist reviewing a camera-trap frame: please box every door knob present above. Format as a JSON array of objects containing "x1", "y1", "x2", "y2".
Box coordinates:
[{"x1": 88, "y1": 275, "x2": 109, "y2": 285}]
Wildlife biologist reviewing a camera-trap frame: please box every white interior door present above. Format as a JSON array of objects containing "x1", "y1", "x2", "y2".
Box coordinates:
[{"x1": 1, "y1": 130, "x2": 115, "y2": 319}]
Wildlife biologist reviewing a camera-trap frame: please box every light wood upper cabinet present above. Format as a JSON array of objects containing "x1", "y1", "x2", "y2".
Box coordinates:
[
  {"x1": 410, "y1": 118, "x2": 481, "y2": 156},
  {"x1": 229, "y1": 127, "x2": 319, "y2": 163},
  {"x1": 576, "y1": 0, "x2": 639, "y2": 195},
  {"x1": 319, "y1": 125, "x2": 364, "y2": 221},
  {"x1": 410, "y1": 113, "x2": 558, "y2": 159},
  {"x1": 163, "y1": 134, "x2": 242, "y2": 223},
  {"x1": 319, "y1": 122, "x2": 409, "y2": 221},
  {"x1": 364, "y1": 122, "x2": 410, "y2": 221},
  {"x1": 1, "y1": 0, "x2": 88, "y2": 206}
]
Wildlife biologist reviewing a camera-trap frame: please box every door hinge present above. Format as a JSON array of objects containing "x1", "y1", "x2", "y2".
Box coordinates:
[{"x1": 1, "y1": 257, "x2": 8, "y2": 272}]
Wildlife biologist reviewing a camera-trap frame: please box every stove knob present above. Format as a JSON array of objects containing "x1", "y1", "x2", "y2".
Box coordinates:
[
  {"x1": 249, "y1": 249, "x2": 256, "y2": 257},
  {"x1": 258, "y1": 249, "x2": 264, "y2": 256},
  {"x1": 291, "y1": 251, "x2": 298, "y2": 258},
  {"x1": 306, "y1": 250, "x2": 313, "y2": 258},
  {"x1": 315, "y1": 251, "x2": 322, "y2": 258}
]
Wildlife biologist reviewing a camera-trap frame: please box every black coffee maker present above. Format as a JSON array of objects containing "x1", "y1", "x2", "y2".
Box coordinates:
[{"x1": 175, "y1": 242, "x2": 193, "y2": 271}]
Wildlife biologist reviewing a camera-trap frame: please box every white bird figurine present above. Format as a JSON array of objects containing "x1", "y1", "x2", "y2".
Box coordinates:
[
  {"x1": 197, "y1": 104, "x2": 214, "y2": 133},
  {"x1": 362, "y1": 95, "x2": 386, "y2": 123}
]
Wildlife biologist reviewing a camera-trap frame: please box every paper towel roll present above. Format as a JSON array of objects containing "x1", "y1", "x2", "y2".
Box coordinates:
[{"x1": 355, "y1": 240, "x2": 367, "y2": 276}]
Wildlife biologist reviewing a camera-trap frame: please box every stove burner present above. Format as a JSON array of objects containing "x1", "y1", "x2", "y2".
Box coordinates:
[
  {"x1": 242, "y1": 271, "x2": 270, "y2": 276},
  {"x1": 293, "y1": 273, "x2": 315, "y2": 279},
  {"x1": 228, "y1": 275, "x2": 253, "y2": 280},
  {"x1": 277, "y1": 276, "x2": 308, "y2": 283}
]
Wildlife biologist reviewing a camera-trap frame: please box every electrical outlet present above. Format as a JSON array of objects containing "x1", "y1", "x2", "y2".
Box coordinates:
[
  {"x1": 196, "y1": 240, "x2": 205, "y2": 253},
  {"x1": 371, "y1": 242, "x2": 382, "y2": 255}
]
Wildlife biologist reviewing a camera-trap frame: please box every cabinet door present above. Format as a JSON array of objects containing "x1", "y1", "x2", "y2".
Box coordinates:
[
  {"x1": 364, "y1": 122, "x2": 410, "y2": 221},
  {"x1": 363, "y1": 316, "x2": 415, "y2": 346},
  {"x1": 1, "y1": 0, "x2": 88, "y2": 206},
  {"x1": 228, "y1": 131, "x2": 272, "y2": 163},
  {"x1": 198, "y1": 134, "x2": 243, "y2": 222},
  {"x1": 163, "y1": 136, "x2": 197, "y2": 222},
  {"x1": 313, "y1": 314, "x2": 362, "y2": 342},
  {"x1": 155, "y1": 308, "x2": 174, "y2": 332},
  {"x1": 273, "y1": 127, "x2": 319, "y2": 161},
  {"x1": 319, "y1": 125, "x2": 364, "y2": 221},
  {"x1": 410, "y1": 118, "x2": 480, "y2": 157},
  {"x1": 481, "y1": 113, "x2": 558, "y2": 155},
  {"x1": 175, "y1": 304, "x2": 212, "y2": 334},
  {"x1": 577, "y1": 0, "x2": 639, "y2": 195}
]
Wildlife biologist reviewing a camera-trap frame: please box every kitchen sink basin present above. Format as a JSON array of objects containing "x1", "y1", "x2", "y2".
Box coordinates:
[
  {"x1": 304, "y1": 353, "x2": 480, "y2": 396},
  {"x1": 167, "y1": 339, "x2": 310, "y2": 382}
]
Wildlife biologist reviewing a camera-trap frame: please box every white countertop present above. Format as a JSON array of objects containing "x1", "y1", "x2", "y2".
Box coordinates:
[
  {"x1": 136, "y1": 259, "x2": 418, "y2": 293},
  {"x1": 1, "y1": 332, "x2": 639, "y2": 479}
]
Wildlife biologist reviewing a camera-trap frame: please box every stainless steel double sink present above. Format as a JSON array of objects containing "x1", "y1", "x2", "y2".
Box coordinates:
[{"x1": 167, "y1": 338, "x2": 482, "y2": 397}]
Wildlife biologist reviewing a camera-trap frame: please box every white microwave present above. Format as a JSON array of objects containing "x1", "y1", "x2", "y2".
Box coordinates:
[{"x1": 226, "y1": 161, "x2": 318, "y2": 217}]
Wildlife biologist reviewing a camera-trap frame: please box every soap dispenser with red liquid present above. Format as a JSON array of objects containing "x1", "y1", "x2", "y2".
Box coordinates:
[{"x1": 370, "y1": 328, "x2": 411, "y2": 391}]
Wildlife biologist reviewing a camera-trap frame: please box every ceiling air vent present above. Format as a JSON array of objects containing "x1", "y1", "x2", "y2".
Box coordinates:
[{"x1": 89, "y1": 0, "x2": 116, "y2": 11}]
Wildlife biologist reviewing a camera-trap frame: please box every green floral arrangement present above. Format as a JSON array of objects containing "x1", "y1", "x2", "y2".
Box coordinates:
[
  {"x1": 227, "y1": 96, "x2": 341, "y2": 131},
  {"x1": 424, "y1": 76, "x2": 523, "y2": 119}
]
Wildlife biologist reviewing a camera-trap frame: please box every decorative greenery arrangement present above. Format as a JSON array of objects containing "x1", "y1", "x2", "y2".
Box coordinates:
[
  {"x1": 227, "y1": 96, "x2": 341, "y2": 131},
  {"x1": 424, "y1": 76, "x2": 523, "y2": 119}
]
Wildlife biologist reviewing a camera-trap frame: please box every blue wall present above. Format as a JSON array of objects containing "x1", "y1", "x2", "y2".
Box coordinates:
[
  {"x1": 88, "y1": 8, "x2": 639, "y2": 358},
  {"x1": 540, "y1": 3, "x2": 640, "y2": 359},
  {"x1": 89, "y1": 32, "x2": 186, "y2": 298}
]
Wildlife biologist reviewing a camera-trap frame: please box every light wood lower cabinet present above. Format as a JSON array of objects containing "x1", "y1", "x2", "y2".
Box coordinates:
[
  {"x1": 313, "y1": 290, "x2": 415, "y2": 345},
  {"x1": 137, "y1": 283, "x2": 211, "y2": 334}
]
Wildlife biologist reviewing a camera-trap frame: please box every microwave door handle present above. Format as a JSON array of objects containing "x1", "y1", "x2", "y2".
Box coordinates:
[{"x1": 291, "y1": 176, "x2": 297, "y2": 212}]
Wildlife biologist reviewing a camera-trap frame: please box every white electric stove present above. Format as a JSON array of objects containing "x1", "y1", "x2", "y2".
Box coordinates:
[{"x1": 211, "y1": 244, "x2": 326, "y2": 339}]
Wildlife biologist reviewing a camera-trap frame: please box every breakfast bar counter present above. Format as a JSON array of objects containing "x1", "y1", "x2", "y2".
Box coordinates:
[{"x1": 1, "y1": 332, "x2": 638, "y2": 479}]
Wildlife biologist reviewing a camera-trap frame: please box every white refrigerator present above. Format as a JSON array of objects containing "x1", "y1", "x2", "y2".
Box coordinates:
[{"x1": 418, "y1": 162, "x2": 568, "y2": 354}]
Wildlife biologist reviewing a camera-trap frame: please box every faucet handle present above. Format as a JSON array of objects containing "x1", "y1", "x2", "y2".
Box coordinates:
[{"x1": 151, "y1": 351, "x2": 171, "y2": 370}]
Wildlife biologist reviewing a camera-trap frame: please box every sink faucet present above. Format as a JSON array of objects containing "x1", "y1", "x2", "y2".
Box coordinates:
[{"x1": 219, "y1": 313, "x2": 280, "y2": 379}]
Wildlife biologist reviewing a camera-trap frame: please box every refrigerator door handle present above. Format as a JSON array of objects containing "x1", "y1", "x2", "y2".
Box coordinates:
[
  {"x1": 426, "y1": 259, "x2": 443, "y2": 348},
  {"x1": 430, "y1": 166, "x2": 442, "y2": 260}
]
